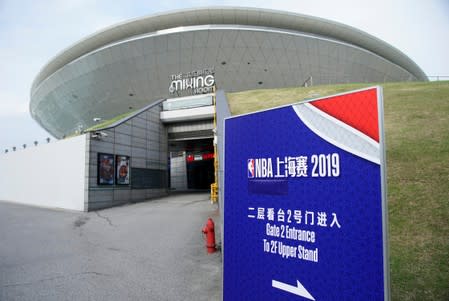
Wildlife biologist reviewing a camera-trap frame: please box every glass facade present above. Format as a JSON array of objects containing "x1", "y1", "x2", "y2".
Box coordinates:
[{"x1": 163, "y1": 95, "x2": 214, "y2": 111}]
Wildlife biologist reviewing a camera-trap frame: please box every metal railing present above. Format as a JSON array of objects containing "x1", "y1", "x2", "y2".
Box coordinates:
[{"x1": 427, "y1": 76, "x2": 449, "y2": 81}]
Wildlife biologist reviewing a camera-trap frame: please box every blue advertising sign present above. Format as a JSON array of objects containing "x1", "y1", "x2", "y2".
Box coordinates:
[{"x1": 224, "y1": 87, "x2": 389, "y2": 300}]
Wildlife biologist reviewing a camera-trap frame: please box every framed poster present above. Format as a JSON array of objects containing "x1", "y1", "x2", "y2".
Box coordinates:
[
  {"x1": 116, "y1": 155, "x2": 130, "y2": 185},
  {"x1": 98, "y1": 153, "x2": 114, "y2": 185}
]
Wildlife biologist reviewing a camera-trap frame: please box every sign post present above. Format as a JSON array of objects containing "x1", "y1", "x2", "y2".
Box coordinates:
[{"x1": 224, "y1": 87, "x2": 389, "y2": 300}]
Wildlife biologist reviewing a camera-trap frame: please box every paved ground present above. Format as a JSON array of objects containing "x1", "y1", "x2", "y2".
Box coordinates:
[{"x1": 0, "y1": 193, "x2": 222, "y2": 301}]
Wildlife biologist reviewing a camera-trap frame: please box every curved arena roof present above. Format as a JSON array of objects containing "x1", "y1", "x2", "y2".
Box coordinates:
[{"x1": 30, "y1": 7, "x2": 427, "y2": 138}]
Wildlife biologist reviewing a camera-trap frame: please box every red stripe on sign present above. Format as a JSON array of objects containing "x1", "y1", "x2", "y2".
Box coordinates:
[{"x1": 310, "y1": 88, "x2": 379, "y2": 142}]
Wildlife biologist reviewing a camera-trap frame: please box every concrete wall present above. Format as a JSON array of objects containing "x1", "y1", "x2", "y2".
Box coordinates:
[
  {"x1": 160, "y1": 106, "x2": 214, "y2": 123},
  {"x1": 87, "y1": 102, "x2": 169, "y2": 210},
  {"x1": 170, "y1": 152, "x2": 187, "y2": 191},
  {"x1": 0, "y1": 135, "x2": 87, "y2": 211},
  {"x1": 216, "y1": 90, "x2": 232, "y2": 255}
]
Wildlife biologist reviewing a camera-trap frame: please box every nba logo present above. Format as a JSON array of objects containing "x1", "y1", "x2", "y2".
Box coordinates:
[{"x1": 247, "y1": 159, "x2": 255, "y2": 178}]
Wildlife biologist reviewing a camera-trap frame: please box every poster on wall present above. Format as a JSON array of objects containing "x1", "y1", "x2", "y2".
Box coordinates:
[
  {"x1": 98, "y1": 153, "x2": 115, "y2": 185},
  {"x1": 116, "y1": 155, "x2": 130, "y2": 185}
]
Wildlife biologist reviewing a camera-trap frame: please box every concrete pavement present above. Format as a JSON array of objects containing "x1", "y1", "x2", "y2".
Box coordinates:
[{"x1": 0, "y1": 193, "x2": 222, "y2": 301}]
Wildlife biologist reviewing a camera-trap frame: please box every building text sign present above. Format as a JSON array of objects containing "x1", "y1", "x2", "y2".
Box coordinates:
[
  {"x1": 224, "y1": 87, "x2": 389, "y2": 300},
  {"x1": 169, "y1": 67, "x2": 215, "y2": 96}
]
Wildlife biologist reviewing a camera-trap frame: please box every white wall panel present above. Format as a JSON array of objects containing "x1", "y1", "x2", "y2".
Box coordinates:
[{"x1": 0, "y1": 135, "x2": 87, "y2": 211}]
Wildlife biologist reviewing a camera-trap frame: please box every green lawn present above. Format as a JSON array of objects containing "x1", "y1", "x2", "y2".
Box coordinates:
[
  {"x1": 228, "y1": 81, "x2": 449, "y2": 301},
  {"x1": 85, "y1": 110, "x2": 136, "y2": 132}
]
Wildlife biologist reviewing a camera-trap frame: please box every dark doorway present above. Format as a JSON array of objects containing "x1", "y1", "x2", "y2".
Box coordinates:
[
  {"x1": 168, "y1": 138, "x2": 215, "y2": 191},
  {"x1": 187, "y1": 158, "x2": 214, "y2": 189}
]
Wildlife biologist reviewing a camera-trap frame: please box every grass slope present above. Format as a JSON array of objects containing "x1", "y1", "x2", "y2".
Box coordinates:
[
  {"x1": 227, "y1": 81, "x2": 449, "y2": 301},
  {"x1": 85, "y1": 111, "x2": 136, "y2": 132}
]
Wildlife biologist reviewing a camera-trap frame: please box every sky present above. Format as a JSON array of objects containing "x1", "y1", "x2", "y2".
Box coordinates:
[{"x1": 0, "y1": 0, "x2": 448, "y2": 152}]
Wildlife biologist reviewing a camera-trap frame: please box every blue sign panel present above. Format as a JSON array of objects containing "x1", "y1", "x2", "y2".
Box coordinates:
[{"x1": 224, "y1": 87, "x2": 388, "y2": 300}]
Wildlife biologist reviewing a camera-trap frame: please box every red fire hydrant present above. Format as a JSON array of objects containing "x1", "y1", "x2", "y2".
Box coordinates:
[{"x1": 202, "y1": 218, "x2": 216, "y2": 253}]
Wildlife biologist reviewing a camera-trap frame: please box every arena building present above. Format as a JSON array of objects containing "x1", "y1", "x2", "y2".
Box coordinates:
[
  {"x1": 5, "y1": 7, "x2": 426, "y2": 210},
  {"x1": 31, "y1": 7, "x2": 426, "y2": 138}
]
